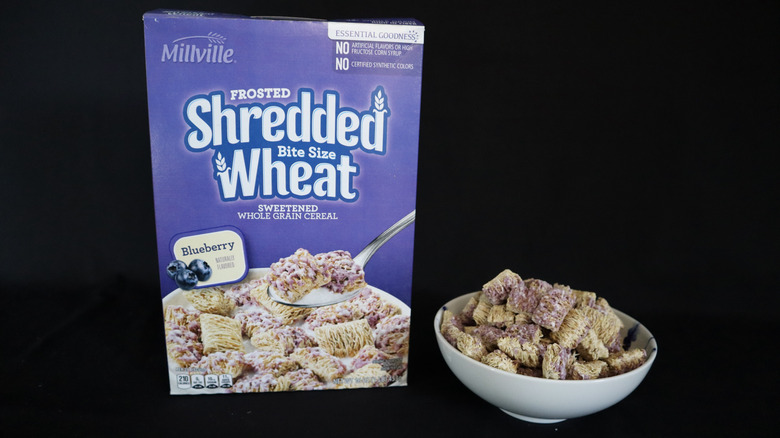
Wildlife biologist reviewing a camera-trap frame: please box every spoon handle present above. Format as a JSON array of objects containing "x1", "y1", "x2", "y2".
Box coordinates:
[{"x1": 353, "y1": 210, "x2": 416, "y2": 267}]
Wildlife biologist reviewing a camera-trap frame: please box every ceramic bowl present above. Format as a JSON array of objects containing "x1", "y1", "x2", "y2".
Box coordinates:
[{"x1": 434, "y1": 292, "x2": 657, "y2": 423}]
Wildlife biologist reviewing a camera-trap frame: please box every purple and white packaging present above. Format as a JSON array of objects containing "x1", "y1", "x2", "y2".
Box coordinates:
[{"x1": 143, "y1": 10, "x2": 423, "y2": 395}]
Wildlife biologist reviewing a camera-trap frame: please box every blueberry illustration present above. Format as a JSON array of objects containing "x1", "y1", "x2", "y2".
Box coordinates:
[
  {"x1": 175, "y1": 269, "x2": 199, "y2": 290},
  {"x1": 188, "y1": 259, "x2": 212, "y2": 282},
  {"x1": 166, "y1": 260, "x2": 188, "y2": 280}
]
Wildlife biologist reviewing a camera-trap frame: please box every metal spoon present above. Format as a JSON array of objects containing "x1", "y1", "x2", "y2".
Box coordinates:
[{"x1": 267, "y1": 209, "x2": 416, "y2": 308}]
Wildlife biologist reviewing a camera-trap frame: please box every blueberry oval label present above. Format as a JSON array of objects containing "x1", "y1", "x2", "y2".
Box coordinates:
[{"x1": 169, "y1": 226, "x2": 248, "y2": 289}]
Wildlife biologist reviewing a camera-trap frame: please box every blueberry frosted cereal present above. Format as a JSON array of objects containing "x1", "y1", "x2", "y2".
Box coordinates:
[
  {"x1": 441, "y1": 269, "x2": 646, "y2": 380},
  {"x1": 164, "y1": 260, "x2": 409, "y2": 393}
]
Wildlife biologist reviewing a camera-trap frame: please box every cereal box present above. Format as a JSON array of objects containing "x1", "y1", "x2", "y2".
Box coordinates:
[{"x1": 143, "y1": 10, "x2": 423, "y2": 394}]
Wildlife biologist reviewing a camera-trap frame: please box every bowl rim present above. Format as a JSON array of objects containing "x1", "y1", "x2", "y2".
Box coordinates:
[{"x1": 433, "y1": 291, "x2": 658, "y2": 385}]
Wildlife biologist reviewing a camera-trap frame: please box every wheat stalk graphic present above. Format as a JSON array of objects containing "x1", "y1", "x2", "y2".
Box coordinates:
[
  {"x1": 374, "y1": 89, "x2": 385, "y2": 111},
  {"x1": 173, "y1": 32, "x2": 227, "y2": 44},
  {"x1": 214, "y1": 152, "x2": 230, "y2": 173}
]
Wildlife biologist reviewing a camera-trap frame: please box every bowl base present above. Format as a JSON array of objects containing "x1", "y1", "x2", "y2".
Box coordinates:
[{"x1": 500, "y1": 409, "x2": 566, "y2": 423}]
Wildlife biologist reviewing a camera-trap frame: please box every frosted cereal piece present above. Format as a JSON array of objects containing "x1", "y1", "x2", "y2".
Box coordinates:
[
  {"x1": 200, "y1": 313, "x2": 244, "y2": 354},
  {"x1": 504, "y1": 323, "x2": 543, "y2": 344},
  {"x1": 580, "y1": 302, "x2": 623, "y2": 347},
  {"x1": 481, "y1": 349, "x2": 518, "y2": 374},
  {"x1": 224, "y1": 278, "x2": 264, "y2": 307},
  {"x1": 267, "y1": 248, "x2": 330, "y2": 303},
  {"x1": 243, "y1": 350, "x2": 298, "y2": 377},
  {"x1": 605, "y1": 348, "x2": 647, "y2": 375},
  {"x1": 576, "y1": 329, "x2": 610, "y2": 361},
  {"x1": 456, "y1": 332, "x2": 488, "y2": 361},
  {"x1": 572, "y1": 289, "x2": 597, "y2": 309},
  {"x1": 487, "y1": 304, "x2": 515, "y2": 328},
  {"x1": 460, "y1": 295, "x2": 480, "y2": 325},
  {"x1": 250, "y1": 326, "x2": 316, "y2": 354},
  {"x1": 350, "y1": 288, "x2": 400, "y2": 328},
  {"x1": 531, "y1": 286, "x2": 575, "y2": 332},
  {"x1": 497, "y1": 336, "x2": 542, "y2": 368},
  {"x1": 471, "y1": 297, "x2": 492, "y2": 326},
  {"x1": 337, "y1": 363, "x2": 392, "y2": 388},
  {"x1": 272, "y1": 326, "x2": 317, "y2": 354},
  {"x1": 570, "y1": 360, "x2": 608, "y2": 380},
  {"x1": 470, "y1": 325, "x2": 504, "y2": 351},
  {"x1": 249, "y1": 283, "x2": 312, "y2": 324},
  {"x1": 304, "y1": 299, "x2": 363, "y2": 330},
  {"x1": 515, "y1": 278, "x2": 553, "y2": 313},
  {"x1": 482, "y1": 269, "x2": 523, "y2": 305},
  {"x1": 234, "y1": 309, "x2": 284, "y2": 337},
  {"x1": 290, "y1": 347, "x2": 348, "y2": 381},
  {"x1": 553, "y1": 283, "x2": 577, "y2": 307},
  {"x1": 550, "y1": 308, "x2": 591, "y2": 349},
  {"x1": 542, "y1": 343, "x2": 571, "y2": 380},
  {"x1": 286, "y1": 369, "x2": 325, "y2": 391},
  {"x1": 440, "y1": 309, "x2": 465, "y2": 347},
  {"x1": 193, "y1": 351, "x2": 246, "y2": 379},
  {"x1": 183, "y1": 287, "x2": 235, "y2": 316},
  {"x1": 353, "y1": 345, "x2": 407, "y2": 377},
  {"x1": 314, "y1": 319, "x2": 374, "y2": 357},
  {"x1": 232, "y1": 374, "x2": 290, "y2": 393},
  {"x1": 165, "y1": 326, "x2": 203, "y2": 367},
  {"x1": 315, "y1": 250, "x2": 367, "y2": 294},
  {"x1": 164, "y1": 305, "x2": 201, "y2": 334},
  {"x1": 374, "y1": 315, "x2": 410, "y2": 355}
]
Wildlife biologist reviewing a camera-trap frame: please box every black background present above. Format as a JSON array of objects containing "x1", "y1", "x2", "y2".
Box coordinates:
[{"x1": 2, "y1": 1, "x2": 777, "y2": 436}]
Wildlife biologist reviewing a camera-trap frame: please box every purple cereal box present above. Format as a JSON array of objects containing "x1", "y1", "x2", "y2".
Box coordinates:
[{"x1": 143, "y1": 10, "x2": 423, "y2": 395}]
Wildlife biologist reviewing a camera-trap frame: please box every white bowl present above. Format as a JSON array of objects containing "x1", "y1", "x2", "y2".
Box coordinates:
[{"x1": 434, "y1": 292, "x2": 657, "y2": 423}]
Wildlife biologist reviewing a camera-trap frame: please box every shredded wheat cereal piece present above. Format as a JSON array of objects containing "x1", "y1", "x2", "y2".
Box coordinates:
[
  {"x1": 542, "y1": 343, "x2": 571, "y2": 380},
  {"x1": 315, "y1": 250, "x2": 367, "y2": 294},
  {"x1": 471, "y1": 298, "x2": 492, "y2": 326},
  {"x1": 286, "y1": 369, "x2": 325, "y2": 390},
  {"x1": 576, "y1": 329, "x2": 610, "y2": 361},
  {"x1": 518, "y1": 278, "x2": 553, "y2": 313},
  {"x1": 267, "y1": 248, "x2": 330, "y2": 303},
  {"x1": 440, "y1": 309, "x2": 463, "y2": 347},
  {"x1": 200, "y1": 313, "x2": 244, "y2": 354},
  {"x1": 249, "y1": 283, "x2": 312, "y2": 324},
  {"x1": 165, "y1": 325, "x2": 203, "y2": 367},
  {"x1": 351, "y1": 288, "x2": 400, "y2": 328},
  {"x1": 232, "y1": 374, "x2": 290, "y2": 393},
  {"x1": 482, "y1": 269, "x2": 523, "y2": 305},
  {"x1": 497, "y1": 336, "x2": 542, "y2": 368},
  {"x1": 531, "y1": 286, "x2": 575, "y2": 332},
  {"x1": 487, "y1": 304, "x2": 516, "y2": 328},
  {"x1": 570, "y1": 360, "x2": 608, "y2": 380},
  {"x1": 572, "y1": 289, "x2": 597, "y2": 309},
  {"x1": 234, "y1": 309, "x2": 285, "y2": 337},
  {"x1": 243, "y1": 350, "x2": 298, "y2": 377},
  {"x1": 456, "y1": 332, "x2": 487, "y2": 361},
  {"x1": 481, "y1": 349, "x2": 518, "y2": 374},
  {"x1": 314, "y1": 319, "x2": 374, "y2": 357},
  {"x1": 605, "y1": 348, "x2": 647, "y2": 375},
  {"x1": 504, "y1": 323, "x2": 543, "y2": 344},
  {"x1": 550, "y1": 308, "x2": 591, "y2": 349},
  {"x1": 471, "y1": 325, "x2": 505, "y2": 351},
  {"x1": 374, "y1": 315, "x2": 410, "y2": 355},
  {"x1": 164, "y1": 305, "x2": 201, "y2": 334},
  {"x1": 183, "y1": 287, "x2": 235, "y2": 316},
  {"x1": 337, "y1": 363, "x2": 392, "y2": 388},
  {"x1": 460, "y1": 295, "x2": 480, "y2": 324},
  {"x1": 290, "y1": 347, "x2": 347, "y2": 381},
  {"x1": 193, "y1": 351, "x2": 246, "y2": 379}
]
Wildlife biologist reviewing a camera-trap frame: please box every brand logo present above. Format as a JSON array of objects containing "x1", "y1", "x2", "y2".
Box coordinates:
[{"x1": 161, "y1": 32, "x2": 234, "y2": 64}]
